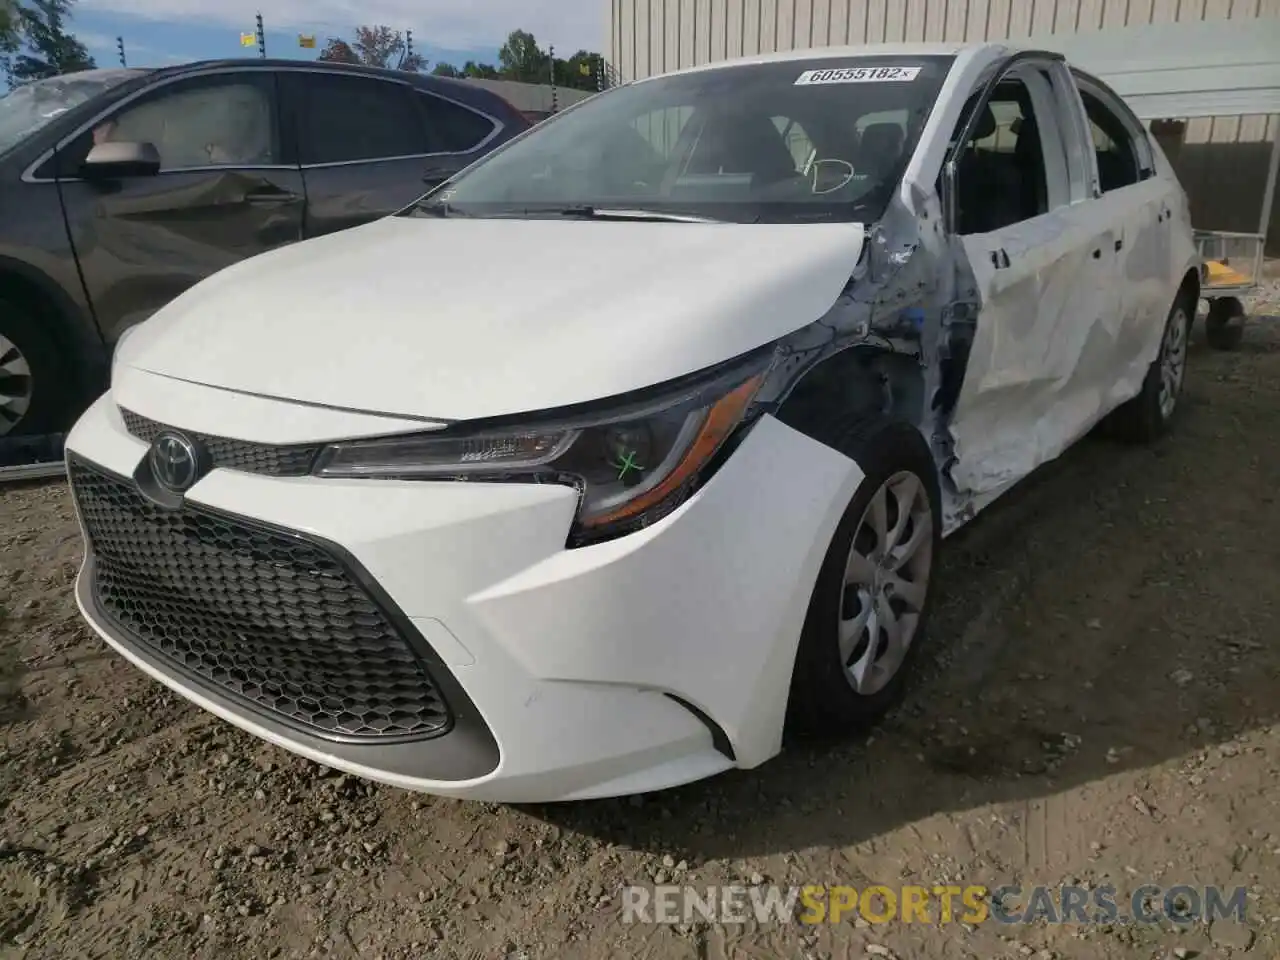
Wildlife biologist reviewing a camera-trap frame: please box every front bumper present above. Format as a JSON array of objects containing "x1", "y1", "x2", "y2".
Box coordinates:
[{"x1": 66, "y1": 390, "x2": 862, "y2": 802}]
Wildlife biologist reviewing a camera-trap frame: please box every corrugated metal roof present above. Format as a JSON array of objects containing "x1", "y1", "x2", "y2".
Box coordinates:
[{"x1": 1029, "y1": 18, "x2": 1280, "y2": 120}]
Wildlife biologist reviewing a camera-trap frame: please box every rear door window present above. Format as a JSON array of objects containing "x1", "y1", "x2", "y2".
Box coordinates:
[{"x1": 299, "y1": 73, "x2": 429, "y2": 165}]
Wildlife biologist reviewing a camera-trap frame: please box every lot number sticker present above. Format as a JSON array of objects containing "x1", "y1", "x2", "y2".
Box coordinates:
[{"x1": 794, "y1": 65, "x2": 921, "y2": 85}]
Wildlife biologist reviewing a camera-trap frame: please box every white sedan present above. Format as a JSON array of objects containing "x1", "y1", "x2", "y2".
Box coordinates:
[{"x1": 65, "y1": 40, "x2": 1199, "y2": 802}]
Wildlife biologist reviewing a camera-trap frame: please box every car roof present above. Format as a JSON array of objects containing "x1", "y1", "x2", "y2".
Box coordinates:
[
  {"x1": 133, "y1": 58, "x2": 523, "y2": 118},
  {"x1": 161, "y1": 58, "x2": 436, "y2": 84},
  {"x1": 31, "y1": 67, "x2": 153, "y2": 84},
  {"x1": 660, "y1": 41, "x2": 972, "y2": 72},
  {"x1": 640, "y1": 40, "x2": 1029, "y2": 82}
]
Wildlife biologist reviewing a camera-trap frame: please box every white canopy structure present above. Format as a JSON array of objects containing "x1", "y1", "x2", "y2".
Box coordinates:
[
  {"x1": 1033, "y1": 17, "x2": 1280, "y2": 121},
  {"x1": 1034, "y1": 16, "x2": 1280, "y2": 246}
]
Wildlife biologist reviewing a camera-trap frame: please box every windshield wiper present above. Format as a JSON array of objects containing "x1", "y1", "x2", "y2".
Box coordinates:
[
  {"x1": 553, "y1": 206, "x2": 719, "y2": 224},
  {"x1": 409, "y1": 200, "x2": 472, "y2": 219}
]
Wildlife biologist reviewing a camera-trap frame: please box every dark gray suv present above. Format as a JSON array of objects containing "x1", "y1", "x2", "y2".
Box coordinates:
[{"x1": 0, "y1": 60, "x2": 529, "y2": 439}]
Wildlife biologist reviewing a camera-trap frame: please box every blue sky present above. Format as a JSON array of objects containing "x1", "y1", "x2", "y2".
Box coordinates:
[{"x1": 68, "y1": 0, "x2": 606, "y2": 70}]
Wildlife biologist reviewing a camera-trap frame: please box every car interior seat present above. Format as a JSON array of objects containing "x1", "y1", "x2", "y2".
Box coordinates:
[
  {"x1": 688, "y1": 114, "x2": 802, "y2": 188},
  {"x1": 1011, "y1": 102, "x2": 1047, "y2": 218},
  {"x1": 857, "y1": 122, "x2": 906, "y2": 180},
  {"x1": 955, "y1": 104, "x2": 1024, "y2": 234},
  {"x1": 1094, "y1": 147, "x2": 1131, "y2": 193}
]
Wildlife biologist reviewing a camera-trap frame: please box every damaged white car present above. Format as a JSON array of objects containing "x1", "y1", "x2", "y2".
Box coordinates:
[{"x1": 66, "y1": 42, "x2": 1199, "y2": 802}]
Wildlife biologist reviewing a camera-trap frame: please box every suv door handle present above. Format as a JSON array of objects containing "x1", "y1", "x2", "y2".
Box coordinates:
[
  {"x1": 244, "y1": 186, "x2": 299, "y2": 206},
  {"x1": 990, "y1": 249, "x2": 1011, "y2": 269},
  {"x1": 1115, "y1": 238, "x2": 1124, "y2": 251}
]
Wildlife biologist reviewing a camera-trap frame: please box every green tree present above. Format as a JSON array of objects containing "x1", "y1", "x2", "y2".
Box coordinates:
[
  {"x1": 497, "y1": 28, "x2": 545, "y2": 83},
  {"x1": 318, "y1": 24, "x2": 425, "y2": 71},
  {"x1": 556, "y1": 49, "x2": 603, "y2": 91},
  {"x1": 317, "y1": 37, "x2": 359, "y2": 64},
  {"x1": 460, "y1": 60, "x2": 499, "y2": 80},
  {"x1": 428, "y1": 32, "x2": 606, "y2": 90},
  {"x1": 5, "y1": 0, "x2": 94, "y2": 84}
]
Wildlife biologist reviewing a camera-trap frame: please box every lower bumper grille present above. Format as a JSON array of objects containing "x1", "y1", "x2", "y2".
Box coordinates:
[{"x1": 68, "y1": 457, "x2": 452, "y2": 742}]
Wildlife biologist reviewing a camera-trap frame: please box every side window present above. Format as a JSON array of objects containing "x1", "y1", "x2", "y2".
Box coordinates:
[
  {"x1": 300, "y1": 74, "x2": 428, "y2": 165},
  {"x1": 952, "y1": 78, "x2": 1051, "y2": 235},
  {"x1": 420, "y1": 93, "x2": 497, "y2": 153},
  {"x1": 71, "y1": 73, "x2": 277, "y2": 172},
  {"x1": 1079, "y1": 90, "x2": 1140, "y2": 193}
]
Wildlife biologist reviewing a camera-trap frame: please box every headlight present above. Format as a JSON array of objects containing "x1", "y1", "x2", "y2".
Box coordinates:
[{"x1": 312, "y1": 350, "x2": 776, "y2": 544}]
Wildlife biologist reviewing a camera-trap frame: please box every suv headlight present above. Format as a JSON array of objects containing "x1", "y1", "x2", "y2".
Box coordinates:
[{"x1": 312, "y1": 348, "x2": 776, "y2": 545}]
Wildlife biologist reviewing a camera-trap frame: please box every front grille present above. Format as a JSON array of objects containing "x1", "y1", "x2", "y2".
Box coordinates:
[
  {"x1": 120, "y1": 407, "x2": 322, "y2": 477},
  {"x1": 69, "y1": 458, "x2": 452, "y2": 742}
]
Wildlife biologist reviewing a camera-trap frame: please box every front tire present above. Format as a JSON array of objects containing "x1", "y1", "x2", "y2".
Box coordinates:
[
  {"x1": 0, "y1": 298, "x2": 71, "y2": 438},
  {"x1": 787, "y1": 416, "x2": 942, "y2": 735}
]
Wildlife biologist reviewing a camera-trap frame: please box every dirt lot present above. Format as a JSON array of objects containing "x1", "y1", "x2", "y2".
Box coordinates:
[{"x1": 3, "y1": 293, "x2": 1280, "y2": 960}]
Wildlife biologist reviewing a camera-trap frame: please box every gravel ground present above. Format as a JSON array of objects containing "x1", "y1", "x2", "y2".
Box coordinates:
[{"x1": 2, "y1": 282, "x2": 1280, "y2": 960}]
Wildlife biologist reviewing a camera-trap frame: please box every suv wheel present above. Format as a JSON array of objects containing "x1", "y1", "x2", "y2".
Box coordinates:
[{"x1": 0, "y1": 298, "x2": 71, "y2": 438}]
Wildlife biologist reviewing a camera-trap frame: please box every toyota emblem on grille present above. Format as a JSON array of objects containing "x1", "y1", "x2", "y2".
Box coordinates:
[{"x1": 149, "y1": 432, "x2": 201, "y2": 492}]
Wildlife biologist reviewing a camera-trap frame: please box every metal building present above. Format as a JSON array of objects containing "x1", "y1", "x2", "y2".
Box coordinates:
[{"x1": 606, "y1": 0, "x2": 1280, "y2": 246}]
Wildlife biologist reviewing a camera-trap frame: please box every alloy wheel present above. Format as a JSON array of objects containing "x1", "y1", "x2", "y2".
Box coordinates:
[
  {"x1": 0, "y1": 333, "x2": 33, "y2": 437},
  {"x1": 838, "y1": 470, "x2": 934, "y2": 696},
  {"x1": 1158, "y1": 306, "x2": 1189, "y2": 421}
]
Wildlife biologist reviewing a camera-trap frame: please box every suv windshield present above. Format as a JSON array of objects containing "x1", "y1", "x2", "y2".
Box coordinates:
[
  {"x1": 0, "y1": 68, "x2": 147, "y2": 158},
  {"x1": 406, "y1": 55, "x2": 952, "y2": 224}
]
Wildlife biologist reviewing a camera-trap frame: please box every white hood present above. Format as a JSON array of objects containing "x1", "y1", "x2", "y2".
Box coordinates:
[{"x1": 120, "y1": 215, "x2": 865, "y2": 422}]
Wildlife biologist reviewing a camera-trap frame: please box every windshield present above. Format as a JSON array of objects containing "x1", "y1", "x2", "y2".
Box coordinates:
[
  {"x1": 0, "y1": 69, "x2": 147, "y2": 157},
  {"x1": 405, "y1": 55, "x2": 952, "y2": 224}
]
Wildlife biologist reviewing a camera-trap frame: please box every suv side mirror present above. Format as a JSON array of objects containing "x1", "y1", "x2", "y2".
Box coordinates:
[{"x1": 82, "y1": 141, "x2": 162, "y2": 179}]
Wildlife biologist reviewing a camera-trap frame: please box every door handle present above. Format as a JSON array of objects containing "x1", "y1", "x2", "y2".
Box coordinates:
[
  {"x1": 1092, "y1": 248, "x2": 1101, "y2": 259},
  {"x1": 244, "y1": 187, "x2": 299, "y2": 206},
  {"x1": 1115, "y1": 238, "x2": 1124, "y2": 251},
  {"x1": 990, "y1": 249, "x2": 1011, "y2": 269}
]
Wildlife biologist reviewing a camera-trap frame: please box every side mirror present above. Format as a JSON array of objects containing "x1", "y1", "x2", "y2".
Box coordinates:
[
  {"x1": 941, "y1": 158, "x2": 959, "y2": 235},
  {"x1": 82, "y1": 140, "x2": 162, "y2": 179}
]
